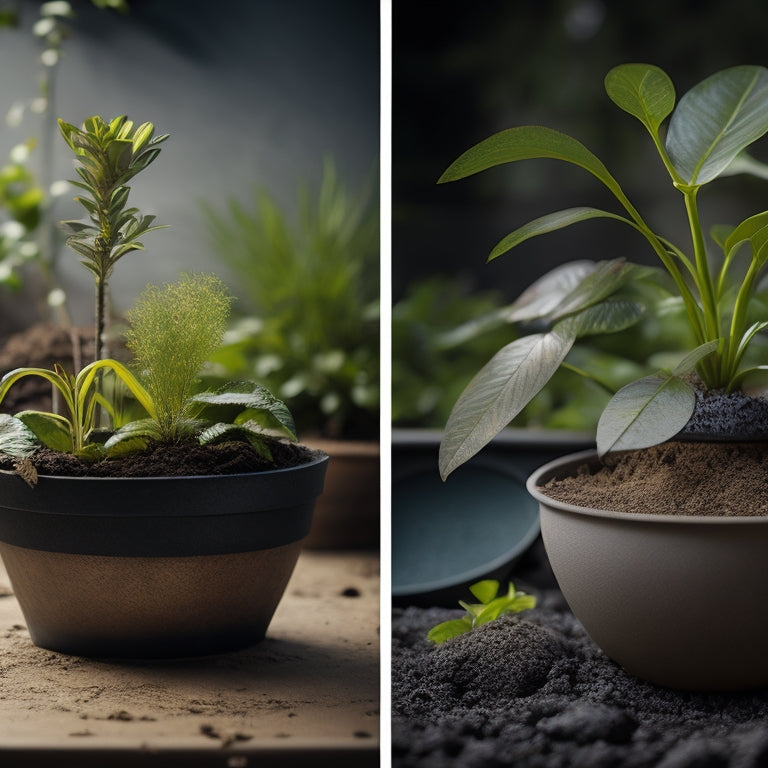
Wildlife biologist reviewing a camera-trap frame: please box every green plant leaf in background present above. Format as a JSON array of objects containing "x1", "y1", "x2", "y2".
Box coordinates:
[{"x1": 666, "y1": 66, "x2": 768, "y2": 186}]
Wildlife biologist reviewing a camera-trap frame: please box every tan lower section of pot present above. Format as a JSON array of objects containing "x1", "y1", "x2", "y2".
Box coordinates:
[
  {"x1": 302, "y1": 438, "x2": 379, "y2": 549},
  {"x1": 0, "y1": 539, "x2": 304, "y2": 659}
]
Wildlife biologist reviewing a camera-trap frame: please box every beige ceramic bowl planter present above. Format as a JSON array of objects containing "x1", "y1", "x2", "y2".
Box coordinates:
[
  {"x1": 0, "y1": 452, "x2": 328, "y2": 659},
  {"x1": 527, "y1": 450, "x2": 768, "y2": 691}
]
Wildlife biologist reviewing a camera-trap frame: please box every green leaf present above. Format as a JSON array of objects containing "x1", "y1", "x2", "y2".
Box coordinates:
[
  {"x1": 438, "y1": 125, "x2": 636, "y2": 216},
  {"x1": 605, "y1": 63, "x2": 676, "y2": 135},
  {"x1": 725, "y1": 211, "x2": 768, "y2": 255},
  {"x1": 671, "y1": 340, "x2": 720, "y2": 375},
  {"x1": 426, "y1": 618, "x2": 473, "y2": 644},
  {"x1": 488, "y1": 207, "x2": 636, "y2": 262},
  {"x1": 565, "y1": 299, "x2": 646, "y2": 338},
  {"x1": 198, "y1": 422, "x2": 273, "y2": 460},
  {"x1": 190, "y1": 381, "x2": 297, "y2": 440},
  {"x1": 550, "y1": 259, "x2": 641, "y2": 319},
  {"x1": 439, "y1": 325, "x2": 576, "y2": 479},
  {"x1": 468, "y1": 580, "x2": 500, "y2": 604},
  {"x1": 721, "y1": 151, "x2": 768, "y2": 180},
  {"x1": 506, "y1": 260, "x2": 598, "y2": 323},
  {"x1": 667, "y1": 66, "x2": 768, "y2": 185},
  {"x1": 0, "y1": 414, "x2": 39, "y2": 458},
  {"x1": 16, "y1": 410, "x2": 72, "y2": 453},
  {"x1": 596, "y1": 374, "x2": 695, "y2": 457}
]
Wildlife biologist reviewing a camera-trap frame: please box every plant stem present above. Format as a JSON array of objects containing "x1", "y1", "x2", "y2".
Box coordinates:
[{"x1": 682, "y1": 188, "x2": 721, "y2": 385}]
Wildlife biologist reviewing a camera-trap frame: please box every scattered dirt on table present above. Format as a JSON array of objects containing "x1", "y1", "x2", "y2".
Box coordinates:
[{"x1": 540, "y1": 440, "x2": 768, "y2": 516}]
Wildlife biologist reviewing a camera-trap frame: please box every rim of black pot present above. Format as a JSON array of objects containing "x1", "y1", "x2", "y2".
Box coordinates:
[
  {"x1": 0, "y1": 453, "x2": 329, "y2": 556},
  {"x1": 527, "y1": 449, "x2": 768, "y2": 525}
]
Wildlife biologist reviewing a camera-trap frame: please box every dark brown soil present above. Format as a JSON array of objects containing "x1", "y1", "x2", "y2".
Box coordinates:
[
  {"x1": 0, "y1": 438, "x2": 321, "y2": 478},
  {"x1": 540, "y1": 440, "x2": 768, "y2": 516}
]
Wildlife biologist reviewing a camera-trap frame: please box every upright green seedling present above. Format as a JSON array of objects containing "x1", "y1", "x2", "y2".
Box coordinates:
[
  {"x1": 438, "y1": 64, "x2": 768, "y2": 479},
  {"x1": 58, "y1": 115, "x2": 167, "y2": 361}
]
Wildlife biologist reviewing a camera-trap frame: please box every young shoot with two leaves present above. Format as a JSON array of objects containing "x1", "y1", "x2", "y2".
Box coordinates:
[{"x1": 438, "y1": 63, "x2": 768, "y2": 480}]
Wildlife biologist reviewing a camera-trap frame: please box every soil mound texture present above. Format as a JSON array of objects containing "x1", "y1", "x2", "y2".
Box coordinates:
[
  {"x1": 681, "y1": 386, "x2": 768, "y2": 440},
  {"x1": 541, "y1": 440, "x2": 768, "y2": 516},
  {"x1": 392, "y1": 591, "x2": 768, "y2": 767}
]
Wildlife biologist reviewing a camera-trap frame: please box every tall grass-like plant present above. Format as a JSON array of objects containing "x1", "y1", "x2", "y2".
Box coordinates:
[{"x1": 124, "y1": 273, "x2": 231, "y2": 440}]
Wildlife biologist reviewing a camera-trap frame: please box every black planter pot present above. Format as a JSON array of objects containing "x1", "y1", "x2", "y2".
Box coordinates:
[{"x1": 0, "y1": 453, "x2": 329, "y2": 658}]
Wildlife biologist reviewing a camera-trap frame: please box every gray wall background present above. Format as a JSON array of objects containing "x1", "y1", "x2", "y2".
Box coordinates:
[{"x1": 0, "y1": 0, "x2": 379, "y2": 331}]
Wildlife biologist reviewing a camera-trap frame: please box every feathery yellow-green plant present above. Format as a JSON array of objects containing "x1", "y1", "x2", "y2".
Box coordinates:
[{"x1": 125, "y1": 273, "x2": 232, "y2": 440}]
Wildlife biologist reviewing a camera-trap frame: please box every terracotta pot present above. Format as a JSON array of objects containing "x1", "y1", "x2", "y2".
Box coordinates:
[
  {"x1": 0, "y1": 453, "x2": 328, "y2": 658},
  {"x1": 527, "y1": 450, "x2": 768, "y2": 691},
  {"x1": 302, "y1": 438, "x2": 379, "y2": 549}
]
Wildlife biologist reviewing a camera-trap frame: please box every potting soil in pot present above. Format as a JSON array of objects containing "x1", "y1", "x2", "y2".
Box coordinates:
[
  {"x1": 540, "y1": 440, "x2": 768, "y2": 516},
  {"x1": 0, "y1": 437, "x2": 316, "y2": 478},
  {"x1": 392, "y1": 588, "x2": 768, "y2": 768}
]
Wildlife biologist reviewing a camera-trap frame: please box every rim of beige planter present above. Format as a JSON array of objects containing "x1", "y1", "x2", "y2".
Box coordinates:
[
  {"x1": 0, "y1": 452, "x2": 329, "y2": 659},
  {"x1": 527, "y1": 449, "x2": 768, "y2": 691}
]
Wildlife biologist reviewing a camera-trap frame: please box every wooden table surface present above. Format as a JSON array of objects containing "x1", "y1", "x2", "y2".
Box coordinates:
[{"x1": 0, "y1": 550, "x2": 380, "y2": 767}]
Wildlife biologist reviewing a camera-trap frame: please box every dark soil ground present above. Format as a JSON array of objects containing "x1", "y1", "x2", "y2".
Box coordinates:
[{"x1": 392, "y1": 586, "x2": 768, "y2": 768}]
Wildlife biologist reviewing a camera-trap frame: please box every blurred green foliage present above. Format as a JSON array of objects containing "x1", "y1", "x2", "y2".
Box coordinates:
[
  {"x1": 392, "y1": 275, "x2": 702, "y2": 432},
  {"x1": 203, "y1": 158, "x2": 379, "y2": 440},
  {"x1": 0, "y1": 0, "x2": 131, "y2": 312}
]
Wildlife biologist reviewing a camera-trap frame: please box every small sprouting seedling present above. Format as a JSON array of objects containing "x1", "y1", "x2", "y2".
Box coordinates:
[{"x1": 426, "y1": 580, "x2": 536, "y2": 644}]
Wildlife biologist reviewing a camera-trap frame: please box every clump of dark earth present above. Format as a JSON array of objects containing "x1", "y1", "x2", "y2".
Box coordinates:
[{"x1": 679, "y1": 382, "x2": 768, "y2": 440}]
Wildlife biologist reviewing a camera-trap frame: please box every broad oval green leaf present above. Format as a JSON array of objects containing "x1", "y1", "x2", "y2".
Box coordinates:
[
  {"x1": 191, "y1": 381, "x2": 297, "y2": 440},
  {"x1": 667, "y1": 65, "x2": 768, "y2": 185},
  {"x1": 488, "y1": 207, "x2": 636, "y2": 263},
  {"x1": 468, "y1": 580, "x2": 500, "y2": 604},
  {"x1": 439, "y1": 326, "x2": 576, "y2": 479},
  {"x1": 16, "y1": 410, "x2": 72, "y2": 453},
  {"x1": 550, "y1": 259, "x2": 641, "y2": 319},
  {"x1": 605, "y1": 63, "x2": 676, "y2": 135},
  {"x1": 426, "y1": 618, "x2": 473, "y2": 644},
  {"x1": 507, "y1": 260, "x2": 597, "y2": 323},
  {"x1": 565, "y1": 299, "x2": 646, "y2": 338},
  {"x1": 596, "y1": 374, "x2": 695, "y2": 457}
]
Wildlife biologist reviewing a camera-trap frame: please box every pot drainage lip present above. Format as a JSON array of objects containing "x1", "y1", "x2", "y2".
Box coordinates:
[{"x1": 392, "y1": 452, "x2": 540, "y2": 605}]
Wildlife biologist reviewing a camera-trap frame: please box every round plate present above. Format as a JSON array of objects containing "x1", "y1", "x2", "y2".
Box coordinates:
[{"x1": 392, "y1": 454, "x2": 540, "y2": 605}]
